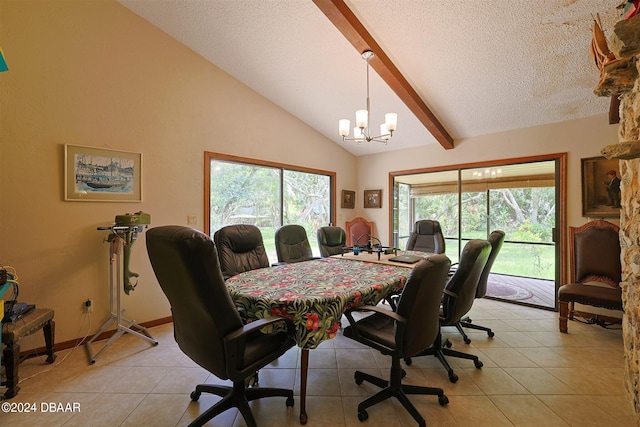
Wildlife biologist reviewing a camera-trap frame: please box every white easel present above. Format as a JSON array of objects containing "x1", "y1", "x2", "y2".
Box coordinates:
[{"x1": 85, "y1": 225, "x2": 158, "y2": 364}]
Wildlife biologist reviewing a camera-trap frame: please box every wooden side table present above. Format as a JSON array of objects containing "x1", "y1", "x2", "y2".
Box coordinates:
[{"x1": 2, "y1": 308, "x2": 56, "y2": 398}]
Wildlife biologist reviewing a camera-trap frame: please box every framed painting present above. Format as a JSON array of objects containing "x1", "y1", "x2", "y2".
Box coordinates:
[
  {"x1": 64, "y1": 144, "x2": 142, "y2": 202},
  {"x1": 581, "y1": 156, "x2": 620, "y2": 217},
  {"x1": 364, "y1": 189, "x2": 382, "y2": 208},
  {"x1": 341, "y1": 190, "x2": 355, "y2": 209}
]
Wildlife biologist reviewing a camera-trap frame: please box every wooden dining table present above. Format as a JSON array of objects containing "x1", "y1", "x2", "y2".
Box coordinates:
[{"x1": 225, "y1": 253, "x2": 427, "y2": 424}]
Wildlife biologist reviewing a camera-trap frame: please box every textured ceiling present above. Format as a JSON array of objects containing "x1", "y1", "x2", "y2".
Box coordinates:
[{"x1": 118, "y1": 0, "x2": 621, "y2": 156}]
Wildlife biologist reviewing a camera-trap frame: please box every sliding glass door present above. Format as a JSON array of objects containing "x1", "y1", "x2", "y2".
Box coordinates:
[{"x1": 392, "y1": 155, "x2": 565, "y2": 310}]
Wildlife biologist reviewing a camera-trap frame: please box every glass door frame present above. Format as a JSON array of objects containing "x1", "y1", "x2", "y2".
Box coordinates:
[{"x1": 388, "y1": 153, "x2": 567, "y2": 311}]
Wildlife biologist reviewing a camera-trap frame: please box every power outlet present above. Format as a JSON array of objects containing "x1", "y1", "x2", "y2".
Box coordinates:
[{"x1": 83, "y1": 299, "x2": 93, "y2": 313}]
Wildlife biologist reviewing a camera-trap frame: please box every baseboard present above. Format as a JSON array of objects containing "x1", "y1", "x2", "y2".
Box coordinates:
[{"x1": 15, "y1": 316, "x2": 173, "y2": 361}]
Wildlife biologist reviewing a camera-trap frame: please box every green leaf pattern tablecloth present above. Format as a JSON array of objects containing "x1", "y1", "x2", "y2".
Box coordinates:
[{"x1": 225, "y1": 258, "x2": 410, "y2": 349}]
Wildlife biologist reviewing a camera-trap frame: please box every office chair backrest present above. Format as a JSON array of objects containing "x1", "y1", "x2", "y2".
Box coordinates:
[
  {"x1": 214, "y1": 224, "x2": 269, "y2": 280},
  {"x1": 442, "y1": 239, "x2": 491, "y2": 323},
  {"x1": 275, "y1": 224, "x2": 314, "y2": 263},
  {"x1": 396, "y1": 254, "x2": 451, "y2": 356},
  {"x1": 317, "y1": 226, "x2": 346, "y2": 257},
  {"x1": 146, "y1": 226, "x2": 243, "y2": 378},
  {"x1": 475, "y1": 230, "x2": 506, "y2": 298},
  {"x1": 405, "y1": 220, "x2": 446, "y2": 253},
  {"x1": 571, "y1": 220, "x2": 621, "y2": 287}
]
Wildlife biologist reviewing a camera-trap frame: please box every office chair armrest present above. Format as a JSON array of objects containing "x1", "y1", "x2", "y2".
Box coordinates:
[
  {"x1": 443, "y1": 289, "x2": 458, "y2": 299},
  {"x1": 224, "y1": 316, "x2": 295, "y2": 371},
  {"x1": 226, "y1": 315, "x2": 295, "y2": 343},
  {"x1": 343, "y1": 305, "x2": 406, "y2": 340}
]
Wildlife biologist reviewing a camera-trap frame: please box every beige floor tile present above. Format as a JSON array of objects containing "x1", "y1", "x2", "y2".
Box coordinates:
[
  {"x1": 537, "y1": 394, "x2": 634, "y2": 427},
  {"x1": 120, "y1": 393, "x2": 190, "y2": 427},
  {"x1": 489, "y1": 394, "x2": 570, "y2": 426},
  {"x1": 503, "y1": 367, "x2": 576, "y2": 395},
  {"x1": 2, "y1": 300, "x2": 635, "y2": 427},
  {"x1": 446, "y1": 395, "x2": 514, "y2": 426}
]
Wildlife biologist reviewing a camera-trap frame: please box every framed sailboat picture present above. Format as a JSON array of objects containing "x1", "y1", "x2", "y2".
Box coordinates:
[{"x1": 64, "y1": 144, "x2": 142, "y2": 202}]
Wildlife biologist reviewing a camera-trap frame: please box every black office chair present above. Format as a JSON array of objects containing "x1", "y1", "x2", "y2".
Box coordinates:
[
  {"x1": 342, "y1": 254, "x2": 451, "y2": 427},
  {"x1": 146, "y1": 226, "x2": 296, "y2": 427},
  {"x1": 214, "y1": 224, "x2": 270, "y2": 280},
  {"x1": 274, "y1": 224, "x2": 316, "y2": 263},
  {"x1": 455, "y1": 230, "x2": 505, "y2": 343},
  {"x1": 316, "y1": 226, "x2": 347, "y2": 257},
  {"x1": 409, "y1": 239, "x2": 491, "y2": 383},
  {"x1": 405, "y1": 220, "x2": 446, "y2": 253}
]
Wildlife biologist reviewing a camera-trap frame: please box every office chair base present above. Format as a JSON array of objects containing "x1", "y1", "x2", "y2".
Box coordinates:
[
  {"x1": 408, "y1": 334, "x2": 484, "y2": 383},
  {"x1": 189, "y1": 380, "x2": 294, "y2": 427},
  {"x1": 354, "y1": 360, "x2": 448, "y2": 427},
  {"x1": 460, "y1": 317, "x2": 495, "y2": 338}
]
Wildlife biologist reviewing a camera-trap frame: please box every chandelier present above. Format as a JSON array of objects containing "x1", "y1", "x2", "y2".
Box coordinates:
[{"x1": 338, "y1": 50, "x2": 397, "y2": 145}]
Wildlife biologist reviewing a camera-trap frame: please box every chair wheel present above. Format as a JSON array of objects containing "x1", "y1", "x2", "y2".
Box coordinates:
[
  {"x1": 474, "y1": 360, "x2": 483, "y2": 369},
  {"x1": 488, "y1": 331, "x2": 495, "y2": 338},
  {"x1": 444, "y1": 339, "x2": 452, "y2": 348},
  {"x1": 438, "y1": 395, "x2": 449, "y2": 406},
  {"x1": 355, "y1": 372, "x2": 364, "y2": 385},
  {"x1": 404, "y1": 357, "x2": 413, "y2": 366},
  {"x1": 463, "y1": 336, "x2": 471, "y2": 344},
  {"x1": 286, "y1": 396, "x2": 294, "y2": 407},
  {"x1": 358, "y1": 409, "x2": 369, "y2": 422},
  {"x1": 401, "y1": 369, "x2": 407, "y2": 378},
  {"x1": 448, "y1": 373, "x2": 458, "y2": 383},
  {"x1": 190, "y1": 391, "x2": 201, "y2": 401}
]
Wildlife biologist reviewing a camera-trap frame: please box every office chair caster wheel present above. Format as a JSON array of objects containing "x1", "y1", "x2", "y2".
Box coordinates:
[
  {"x1": 358, "y1": 409, "x2": 368, "y2": 422},
  {"x1": 401, "y1": 369, "x2": 407, "y2": 378},
  {"x1": 463, "y1": 336, "x2": 471, "y2": 344},
  {"x1": 355, "y1": 372, "x2": 364, "y2": 385},
  {"x1": 444, "y1": 339, "x2": 452, "y2": 348},
  {"x1": 190, "y1": 391, "x2": 201, "y2": 401},
  {"x1": 404, "y1": 357, "x2": 412, "y2": 366},
  {"x1": 286, "y1": 396, "x2": 295, "y2": 407},
  {"x1": 488, "y1": 331, "x2": 495, "y2": 338},
  {"x1": 438, "y1": 395, "x2": 449, "y2": 406},
  {"x1": 474, "y1": 360, "x2": 483, "y2": 369},
  {"x1": 448, "y1": 373, "x2": 459, "y2": 383}
]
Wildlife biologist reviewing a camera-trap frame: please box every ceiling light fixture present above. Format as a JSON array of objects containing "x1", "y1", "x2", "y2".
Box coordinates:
[{"x1": 339, "y1": 50, "x2": 397, "y2": 145}]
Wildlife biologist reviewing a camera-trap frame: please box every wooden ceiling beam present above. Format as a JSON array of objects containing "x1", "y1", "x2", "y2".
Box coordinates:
[{"x1": 313, "y1": 0, "x2": 454, "y2": 150}]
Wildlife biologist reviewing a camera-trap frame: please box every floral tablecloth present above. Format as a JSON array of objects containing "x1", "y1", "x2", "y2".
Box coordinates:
[{"x1": 225, "y1": 257, "x2": 411, "y2": 349}]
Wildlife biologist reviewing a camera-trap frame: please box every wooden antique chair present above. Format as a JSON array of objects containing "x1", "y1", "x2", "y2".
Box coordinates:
[
  {"x1": 345, "y1": 217, "x2": 374, "y2": 247},
  {"x1": 558, "y1": 220, "x2": 623, "y2": 333}
]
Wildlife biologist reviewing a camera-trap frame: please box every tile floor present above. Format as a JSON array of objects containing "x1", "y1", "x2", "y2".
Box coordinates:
[{"x1": 1, "y1": 299, "x2": 636, "y2": 426}]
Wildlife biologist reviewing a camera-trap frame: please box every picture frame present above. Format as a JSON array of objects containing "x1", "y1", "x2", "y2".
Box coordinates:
[
  {"x1": 581, "y1": 156, "x2": 621, "y2": 217},
  {"x1": 64, "y1": 144, "x2": 142, "y2": 202},
  {"x1": 364, "y1": 189, "x2": 382, "y2": 208},
  {"x1": 341, "y1": 189, "x2": 355, "y2": 209}
]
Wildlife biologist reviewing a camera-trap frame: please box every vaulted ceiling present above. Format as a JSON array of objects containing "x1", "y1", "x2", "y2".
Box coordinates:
[{"x1": 118, "y1": 0, "x2": 621, "y2": 156}]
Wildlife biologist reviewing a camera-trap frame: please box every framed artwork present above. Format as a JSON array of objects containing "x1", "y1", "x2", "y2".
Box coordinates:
[
  {"x1": 64, "y1": 144, "x2": 142, "y2": 202},
  {"x1": 364, "y1": 189, "x2": 382, "y2": 208},
  {"x1": 341, "y1": 190, "x2": 355, "y2": 209},
  {"x1": 581, "y1": 156, "x2": 621, "y2": 217}
]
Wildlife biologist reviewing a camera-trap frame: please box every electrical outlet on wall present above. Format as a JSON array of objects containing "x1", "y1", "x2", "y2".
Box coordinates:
[{"x1": 83, "y1": 299, "x2": 93, "y2": 313}]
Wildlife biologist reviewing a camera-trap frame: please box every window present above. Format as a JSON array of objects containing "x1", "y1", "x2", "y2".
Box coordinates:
[{"x1": 205, "y1": 153, "x2": 335, "y2": 263}]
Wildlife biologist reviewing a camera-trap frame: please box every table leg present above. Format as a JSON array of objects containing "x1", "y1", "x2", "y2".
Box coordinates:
[{"x1": 299, "y1": 348, "x2": 309, "y2": 424}]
